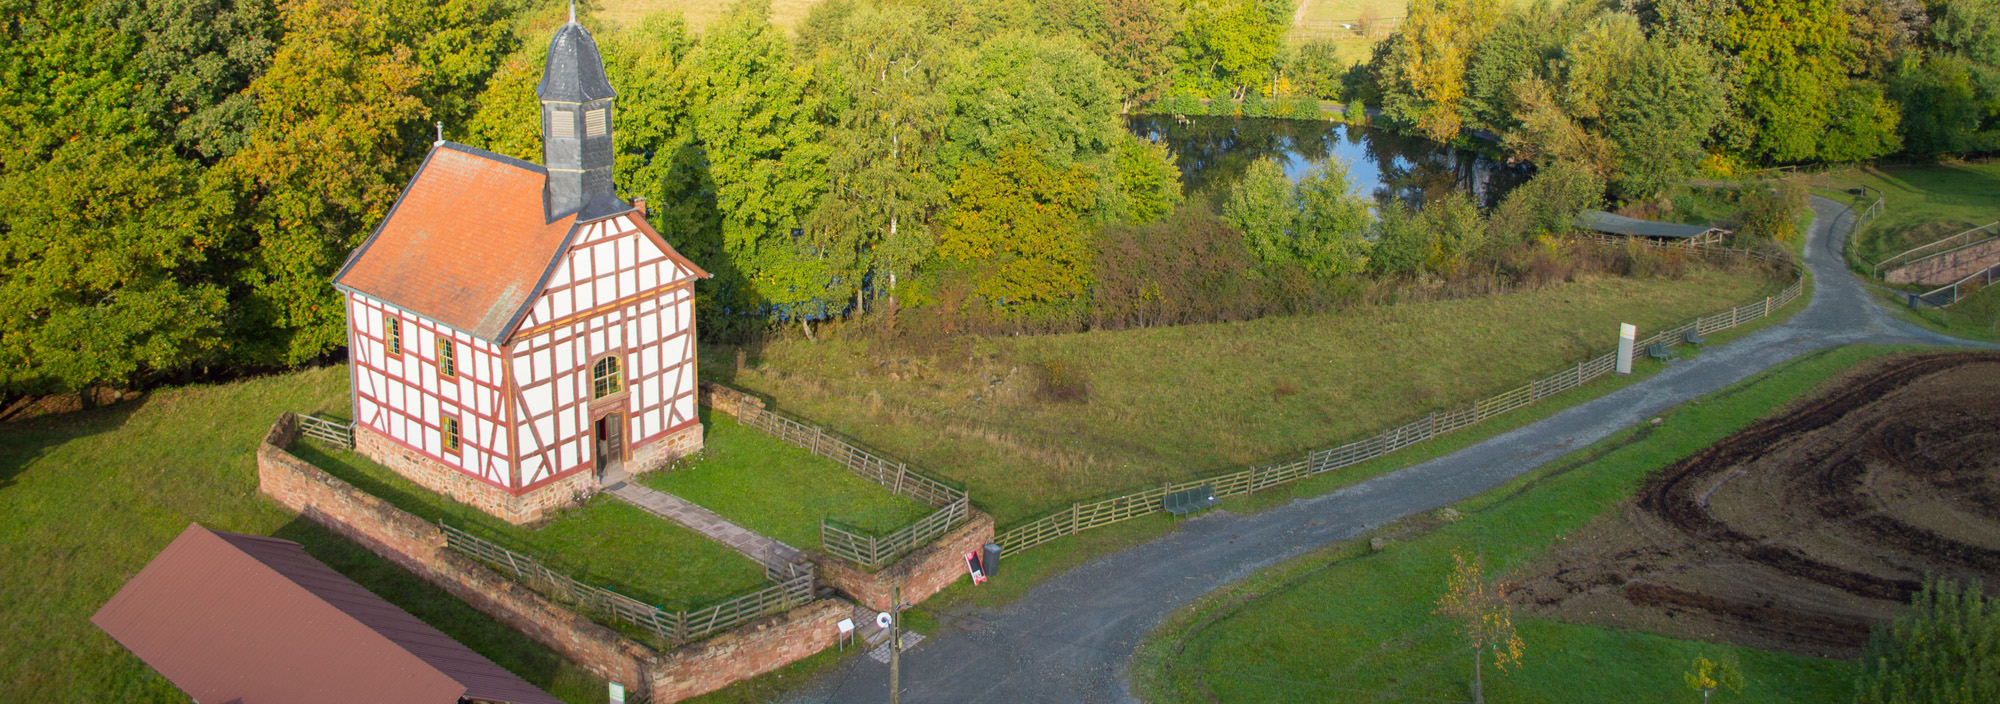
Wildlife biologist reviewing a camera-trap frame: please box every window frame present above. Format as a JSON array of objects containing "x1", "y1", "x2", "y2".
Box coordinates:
[
  {"x1": 441, "y1": 414, "x2": 461, "y2": 453},
  {"x1": 437, "y1": 337, "x2": 456, "y2": 379},
  {"x1": 384, "y1": 314, "x2": 403, "y2": 357},
  {"x1": 591, "y1": 354, "x2": 624, "y2": 400}
]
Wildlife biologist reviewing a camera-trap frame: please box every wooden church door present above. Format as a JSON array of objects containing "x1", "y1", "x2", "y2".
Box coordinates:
[{"x1": 594, "y1": 413, "x2": 624, "y2": 480}]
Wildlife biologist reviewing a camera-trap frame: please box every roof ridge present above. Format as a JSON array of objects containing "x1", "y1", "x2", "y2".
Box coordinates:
[{"x1": 436, "y1": 141, "x2": 547, "y2": 175}]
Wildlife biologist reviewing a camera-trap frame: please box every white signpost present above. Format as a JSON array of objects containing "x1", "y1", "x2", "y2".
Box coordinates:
[
  {"x1": 1617, "y1": 323, "x2": 1637, "y2": 375},
  {"x1": 609, "y1": 682, "x2": 626, "y2": 704}
]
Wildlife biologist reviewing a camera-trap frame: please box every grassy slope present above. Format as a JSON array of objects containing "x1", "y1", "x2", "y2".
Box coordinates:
[
  {"x1": 639, "y1": 412, "x2": 933, "y2": 551},
  {"x1": 293, "y1": 439, "x2": 768, "y2": 611},
  {"x1": 1824, "y1": 163, "x2": 2000, "y2": 265},
  {"x1": 716, "y1": 269, "x2": 1781, "y2": 527},
  {"x1": 1133, "y1": 345, "x2": 1919, "y2": 704},
  {"x1": 0, "y1": 366, "x2": 608, "y2": 703}
]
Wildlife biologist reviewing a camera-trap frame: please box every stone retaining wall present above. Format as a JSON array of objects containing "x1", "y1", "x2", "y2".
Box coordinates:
[
  {"x1": 816, "y1": 512, "x2": 995, "y2": 612},
  {"x1": 260, "y1": 413, "x2": 849, "y2": 702},
  {"x1": 698, "y1": 380, "x2": 767, "y2": 418},
  {"x1": 1886, "y1": 238, "x2": 2000, "y2": 286}
]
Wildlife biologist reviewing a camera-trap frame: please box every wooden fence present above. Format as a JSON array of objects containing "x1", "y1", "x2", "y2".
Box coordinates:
[
  {"x1": 994, "y1": 243, "x2": 1806, "y2": 555},
  {"x1": 731, "y1": 404, "x2": 972, "y2": 569},
  {"x1": 440, "y1": 521, "x2": 814, "y2": 647},
  {"x1": 298, "y1": 414, "x2": 354, "y2": 449}
]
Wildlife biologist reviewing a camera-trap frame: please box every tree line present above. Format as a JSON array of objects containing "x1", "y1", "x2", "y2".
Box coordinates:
[
  {"x1": 1314, "y1": 0, "x2": 2000, "y2": 199},
  {"x1": 0, "y1": 0, "x2": 1905, "y2": 396}
]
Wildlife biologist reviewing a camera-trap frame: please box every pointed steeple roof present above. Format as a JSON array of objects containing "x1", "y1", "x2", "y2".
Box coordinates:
[{"x1": 536, "y1": 17, "x2": 615, "y2": 103}]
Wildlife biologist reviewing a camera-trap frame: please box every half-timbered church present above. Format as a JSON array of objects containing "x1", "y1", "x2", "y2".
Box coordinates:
[{"x1": 333, "y1": 14, "x2": 707, "y2": 523}]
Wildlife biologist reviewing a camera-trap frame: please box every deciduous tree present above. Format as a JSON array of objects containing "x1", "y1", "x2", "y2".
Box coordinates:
[
  {"x1": 1434, "y1": 551, "x2": 1525, "y2": 704},
  {"x1": 938, "y1": 144, "x2": 1098, "y2": 313}
]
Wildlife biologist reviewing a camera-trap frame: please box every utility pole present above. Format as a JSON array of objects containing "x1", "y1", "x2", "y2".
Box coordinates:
[{"x1": 889, "y1": 585, "x2": 901, "y2": 704}]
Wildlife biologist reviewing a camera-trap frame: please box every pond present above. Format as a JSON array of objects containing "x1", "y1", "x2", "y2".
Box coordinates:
[{"x1": 1126, "y1": 115, "x2": 1532, "y2": 212}]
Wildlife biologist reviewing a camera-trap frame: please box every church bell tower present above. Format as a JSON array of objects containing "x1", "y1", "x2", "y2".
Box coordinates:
[{"x1": 537, "y1": 7, "x2": 622, "y2": 222}]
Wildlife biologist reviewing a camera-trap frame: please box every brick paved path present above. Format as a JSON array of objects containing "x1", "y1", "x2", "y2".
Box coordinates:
[{"x1": 604, "y1": 481, "x2": 806, "y2": 569}]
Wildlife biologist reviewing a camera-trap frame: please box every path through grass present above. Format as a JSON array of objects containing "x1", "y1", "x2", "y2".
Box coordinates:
[
  {"x1": 639, "y1": 412, "x2": 933, "y2": 552},
  {"x1": 1132, "y1": 345, "x2": 1917, "y2": 704},
  {"x1": 0, "y1": 366, "x2": 608, "y2": 703}
]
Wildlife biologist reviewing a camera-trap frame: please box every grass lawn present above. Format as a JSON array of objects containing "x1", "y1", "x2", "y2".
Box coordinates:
[
  {"x1": 0, "y1": 366, "x2": 609, "y2": 703},
  {"x1": 709, "y1": 268, "x2": 1784, "y2": 527},
  {"x1": 1815, "y1": 162, "x2": 2000, "y2": 266},
  {"x1": 1868, "y1": 278, "x2": 2000, "y2": 344},
  {"x1": 637, "y1": 411, "x2": 934, "y2": 552},
  {"x1": 1132, "y1": 345, "x2": 1919, "y2": 704},
  {"x1": 292, "y1": 440, "x2": 768, "y2": 611}
]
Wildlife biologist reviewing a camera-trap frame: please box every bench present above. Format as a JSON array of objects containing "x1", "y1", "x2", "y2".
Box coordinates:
[
  {"x1": 1683, "y1": 328, "x2": 1705, "y2": 346},
  {"x1": 1163, "y1": 484, "x2": 1220, "y2": 517},
  {"x1": 1647, "y1": 342, "x2": 1677, "y2": 360}
]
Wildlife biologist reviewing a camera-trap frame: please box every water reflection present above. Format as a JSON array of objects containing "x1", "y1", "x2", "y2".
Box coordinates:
[{"x1": 1126, "y1": 115, "x2": 1531, "y2": 211}]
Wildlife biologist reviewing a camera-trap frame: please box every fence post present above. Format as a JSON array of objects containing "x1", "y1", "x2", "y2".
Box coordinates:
[{"x1": 1765, "y1": 297, "x2": 1771, "y2": 317}]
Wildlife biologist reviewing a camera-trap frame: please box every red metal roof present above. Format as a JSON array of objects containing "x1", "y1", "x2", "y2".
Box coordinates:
[
  {"x1": 92, "y1": 524, "x2": 564, "y2": 704},
  {"x1": 334, "y1": 143, "x2": 587, "y2": 343}
]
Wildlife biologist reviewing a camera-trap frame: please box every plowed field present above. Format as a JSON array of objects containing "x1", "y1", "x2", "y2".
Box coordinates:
[{"x1": 1513, "y1": 352, "x2": 2000, "y2": 658}]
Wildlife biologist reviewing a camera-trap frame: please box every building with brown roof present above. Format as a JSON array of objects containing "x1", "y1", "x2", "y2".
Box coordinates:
[
  {"x1": 332, "y1": 13, "x2": 709, "y2": 523},
  {"x1": 92, "y1": 523, "x2": 564, "y2": 704}
]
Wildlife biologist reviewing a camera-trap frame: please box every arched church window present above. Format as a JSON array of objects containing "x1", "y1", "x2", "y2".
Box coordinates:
[{"x1": 592, "y1": 355, "x2": 623, "y2": 400}]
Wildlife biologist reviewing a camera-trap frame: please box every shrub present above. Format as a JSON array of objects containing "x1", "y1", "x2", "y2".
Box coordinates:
[
  {"x1": 1854, "y1": 577, "x2": 2000, "y2": 704},
  {"x1": 1737, "y1": 178, "x2": 1809, "y2": 242},
  {"x1": 1033, "y1": 359, "x2": 1091, "y2": 404}
]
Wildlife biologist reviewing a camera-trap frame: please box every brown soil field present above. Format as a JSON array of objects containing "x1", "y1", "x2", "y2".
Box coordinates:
[{"x1": 1512, "y1": 351, "x2": 2000, "y2": 658}]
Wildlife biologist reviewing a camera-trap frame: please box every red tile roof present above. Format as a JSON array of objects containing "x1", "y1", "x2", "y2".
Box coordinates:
[
  {"x1": 335, "y1": 143, "x2": 592, "y2": 342},
  {"x1": 92, "y1": 524, "x2": 564, "y2": 704}
]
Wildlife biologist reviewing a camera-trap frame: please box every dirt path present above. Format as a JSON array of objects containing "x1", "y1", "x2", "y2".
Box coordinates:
[{"x1": 784, "y1": 198, "x2": 1992, "y2": 704}]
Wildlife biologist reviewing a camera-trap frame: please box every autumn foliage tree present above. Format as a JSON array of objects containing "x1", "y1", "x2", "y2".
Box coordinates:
[
  {"x1": 1378, "y1": 0, "x2": 1502, "y2": 142},
  {"x1": 1434, "y1": 551, "x2": 1525, "y2": 704},
  {"x1": 937, "y1": 143, "x2": 1098, "y2": 317}
]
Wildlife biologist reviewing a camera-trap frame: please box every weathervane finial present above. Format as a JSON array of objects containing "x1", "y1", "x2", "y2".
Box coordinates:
[
  {"x1": 434, "y1": 121, "x2": 443, "y2": 146},
  {"x1": 568, "y1": 0, "x2": 575, "y2": 23}
]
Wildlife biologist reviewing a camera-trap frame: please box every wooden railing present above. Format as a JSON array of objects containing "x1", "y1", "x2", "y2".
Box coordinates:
[
  {"x1": 994, "y1": 241, "x2": 1806, "y2": 555},
  {"x1": 820, "y1": 497, "x2": 971, "y2": 568},
  {"x1": 440, "y1": 521, "x2": 813, "y2": 647},
  {"x1": 298, "y1": 414, "x2": 355, "y2": 449},
  {"x1": 730, "y1": 403, "x2": 972, "y2": 569}
]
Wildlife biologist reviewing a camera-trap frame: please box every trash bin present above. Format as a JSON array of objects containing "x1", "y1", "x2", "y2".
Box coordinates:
[{"x1": 982, "y1": 543, "x2": 1001, "y2": 578}]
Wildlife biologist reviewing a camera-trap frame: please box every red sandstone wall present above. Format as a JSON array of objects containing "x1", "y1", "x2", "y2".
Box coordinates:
[
  {"x1": 650, "y1": 599, "x2": 849, "y2": 701},
  {"x1": 260, "y1": 413, "x2": 848, "y2": 702},
  {"x1": 817, "y1": 512, "x2": 996, "y2": 612},
  {"x1": 1886, "y1": 238, "x2": 2000, "y2": 286}
]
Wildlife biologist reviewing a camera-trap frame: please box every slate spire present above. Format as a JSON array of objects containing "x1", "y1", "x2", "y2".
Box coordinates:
[{"x1": 537, "y1": 11, "x2": 622, "y2": 222}]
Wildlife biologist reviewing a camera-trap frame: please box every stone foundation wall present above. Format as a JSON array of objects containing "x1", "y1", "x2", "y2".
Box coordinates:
[
  {"x1": 356, "y1": 425, "x2": 593, "y2": 525},
  {"x1": 261, "y1": 413, "x2": 851, "y2": 702},
  {"x1": 630, "y1": 423, "x2": 704, "y2": 475},
  {"x1": 1886, "y1": 238, "x2": 2000, "y2": 286},
  {"x1": 817, "y1": 512, "x2": 995, "y2": 612}
]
